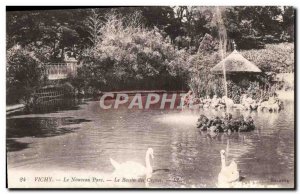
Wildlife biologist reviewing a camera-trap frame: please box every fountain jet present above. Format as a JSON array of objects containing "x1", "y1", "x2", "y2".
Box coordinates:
[{"x1": 215, "y1": 7, "x2": 228, "y2": 98}]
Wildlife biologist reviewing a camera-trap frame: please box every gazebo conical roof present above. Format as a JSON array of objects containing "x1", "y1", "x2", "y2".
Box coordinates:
[{"x1": 210, "y1": 49, "x2": 261, "y2": 74}]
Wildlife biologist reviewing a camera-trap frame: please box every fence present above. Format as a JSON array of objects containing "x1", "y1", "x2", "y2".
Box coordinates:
[
  {"x1": 34, "y1": 85, "x2": 75, "y2": 104},
  {"x1": 44, "y1": 61, "x2": 77, "y2": 80}
]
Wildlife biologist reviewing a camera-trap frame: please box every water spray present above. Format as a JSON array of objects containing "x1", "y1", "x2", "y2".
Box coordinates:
[{"x1": 216, "y1": 6, "x2": 228, "y2": 99}]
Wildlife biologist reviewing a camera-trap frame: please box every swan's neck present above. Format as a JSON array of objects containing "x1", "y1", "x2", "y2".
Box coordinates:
[
  {"x1": 145, "y1": 152, "x2": 152, "y2": 173},
  {"x1": 221, "y1": 155, "x2": 226, "y2": 169}
]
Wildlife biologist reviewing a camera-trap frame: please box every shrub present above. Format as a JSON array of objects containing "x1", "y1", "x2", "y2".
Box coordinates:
[
  {"x1": 7, "y1": 45, "x2": 46, "y2": 105},
  {"x1": 241, "y1": 43, "x2": 294, "y2": 73},
  {"x1": 77, "y1": 12, "x2": 189, "y2": 91}
]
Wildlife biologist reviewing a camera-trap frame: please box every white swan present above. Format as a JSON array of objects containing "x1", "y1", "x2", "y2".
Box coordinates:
[
  {"x1": 110, "y1": 148, "x2": 154, "y2": 179},
  {"x1": 218, "y1": 150, "x2": 239, "y2": 186}
]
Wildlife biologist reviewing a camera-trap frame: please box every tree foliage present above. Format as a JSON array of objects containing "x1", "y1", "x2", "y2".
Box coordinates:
[
  {"x1": 6, "y1": 7, "x2": 295, "y2": 102},
  {"x1": 224, "y1": 6, "x2": 294, "y2": 49},
  {"x1": 7, "y1": 45, "x2": 46, "y2": 104},
  {"x1": 76, "y1": 12, "x2": 189, "y2": 91},
  {"x1": 241, "y1": 43, "x2": 294, "y2": 73}
]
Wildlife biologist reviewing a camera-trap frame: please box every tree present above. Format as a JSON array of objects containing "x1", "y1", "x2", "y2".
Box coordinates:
[
  {"x1": 187, "y1": 34, "x2": 223, "y2": 97},
  {"x1": 77, "y1": 12, "x2": 189, "y2": 91},
  {"x1": 282, "y1": 6, "x2": 294, "y2": 41},
  {"x1": 7, "y1": 45, "x2": 46, "y2": 104},
  {"x1": 85, "y1": 10, "x2": 103, "y2": 46},
  {"x1": 223, "y1": 6, "x2": 293, "y2": 49},
  {"x1": 173, "y1": 6, "x2": 217, "y2": 53},
  {"x1": 7, "y1": 9, "x2": 90, "y2": 61}
]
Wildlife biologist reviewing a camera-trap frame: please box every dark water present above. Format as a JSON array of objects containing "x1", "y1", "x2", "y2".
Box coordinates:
[{"x1": 7, "y1": 99, "x2": 294, "y2": 188}]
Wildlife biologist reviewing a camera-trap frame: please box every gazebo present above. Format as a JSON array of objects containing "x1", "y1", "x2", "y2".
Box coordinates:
[
  {"x1": 210, "y1": 49, "x2": 261, "y2": 75},
  {"x1": 210, "y1": 48, "x2": 262, "y2": 102}
]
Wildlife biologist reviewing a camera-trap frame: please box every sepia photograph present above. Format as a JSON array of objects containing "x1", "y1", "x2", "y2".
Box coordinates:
[{"x1": 6, "y1": 6, "x2": 295, "y2": 189}]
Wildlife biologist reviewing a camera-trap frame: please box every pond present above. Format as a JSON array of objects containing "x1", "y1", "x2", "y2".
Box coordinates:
[{"x1": 7, "y1": 98, "x2": 294, "y2": 188}]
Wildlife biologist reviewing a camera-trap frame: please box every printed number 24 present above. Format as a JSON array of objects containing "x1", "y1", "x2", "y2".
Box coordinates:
[{"x1": 20, "y1": 177, "x2": 26, "y2": 182}]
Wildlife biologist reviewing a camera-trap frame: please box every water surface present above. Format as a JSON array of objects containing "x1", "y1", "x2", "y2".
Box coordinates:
[{"x1": 7, "y1": 99, "x2": 294, "y2": 188}]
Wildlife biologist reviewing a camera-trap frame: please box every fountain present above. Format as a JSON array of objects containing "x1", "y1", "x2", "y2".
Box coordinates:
[{"x1": 215, "y1": 6, "x2": 228, "y2": 99}]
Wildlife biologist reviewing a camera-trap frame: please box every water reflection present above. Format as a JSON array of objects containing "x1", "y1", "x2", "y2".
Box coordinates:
[
  {"x1": 10, "y1": 98, "x2": 86, "y2": 116},
  {"x1": 7, "y1": 117, "x2": 91, "y2": 139},
  {"x1": 7, "y1": 117, "x2": 91, "y2": 152},
  {"x1": 6, "y1": 139, "x2": 30, "y2": 152}
]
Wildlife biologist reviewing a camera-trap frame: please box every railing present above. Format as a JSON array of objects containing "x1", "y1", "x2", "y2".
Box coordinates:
[
  {"x1": 35, "y1": 87, "x2": 66, "y2": 103},
  {"x1": 34, "y1": 85, "x2": 74, "y2": 104},
  {"x1": 44, "y1": 61, "x2": 77, "y2": 80}
]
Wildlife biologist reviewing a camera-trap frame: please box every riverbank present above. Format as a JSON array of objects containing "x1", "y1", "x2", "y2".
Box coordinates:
[{"x1": 6, "y1": 104, "x2": 25, "y2": 115}]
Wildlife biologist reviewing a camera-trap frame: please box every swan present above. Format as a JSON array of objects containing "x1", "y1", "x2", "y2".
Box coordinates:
[
  {"x1": 110, "y1": 148, "x2": 154, "y2": 179},
  {"x1": 218, "y1": 150, "x2": 239, "y2": 186}
]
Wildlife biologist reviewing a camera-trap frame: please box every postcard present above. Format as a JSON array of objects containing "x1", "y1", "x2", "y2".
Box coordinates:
[{"x1": 6, "y1": 6, "x2": 295, "y2": 189}]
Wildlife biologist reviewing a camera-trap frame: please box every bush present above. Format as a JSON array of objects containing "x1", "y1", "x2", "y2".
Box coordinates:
[
  {"x1": 61, "y1": 82, "x2": 75, "y2": 96},
  {"x1": 241, "y1": 43, "x2": 294, "y2": 73},
  {"x1": 227, "y1": 79, "x2": 261, "y2": 103},
  {"x1": 186, "y1": 42, "x2": 288, "y2": 101},
  {"x1": 7, "y1": 45, "x2": 46, "y2": 105},
  {"x1": 187, "y1": 46, "x2": 225, "y2": 97},
  {"x1": 77, "y1": 12, "x2": 189, "y2": 91}
]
